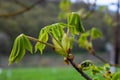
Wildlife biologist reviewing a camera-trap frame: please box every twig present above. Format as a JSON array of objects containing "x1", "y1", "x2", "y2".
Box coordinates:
[
  {"x1": 13, "y1": 0, "x2": 29, "y2": 7},
  {"x1": 89, "y1": 48, "x2": 114, "y2": 66},
  {"x1": 67, "y1": 57, "x2": 92, "y2": 80},
  {"x1": 0, "y1": 0, "x2": 44, "y2": 17},
  {"x1": 26, "y1": 35, "x2": 54, "y2": 48}
]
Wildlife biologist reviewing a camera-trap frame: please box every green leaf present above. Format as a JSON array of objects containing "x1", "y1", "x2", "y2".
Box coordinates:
[
  {"x1": 59, "y1": 0, "x2": 71, "y2": 11},
  {"x1": 9, "y1": 35, "x2": 21, "y2": 64},
  {"x1": 92, "y1": 69, "x2": 100, "y2": 75},
  {"x1": 104, "y1": 14, "x2": 113, "y2": 26},
  {"x1": 79, "y1": 60, "x2": 94, "y2": 71},
  {"x1": 112, "y1": 72, "x2": 120, "y2": 80},
  {"x1": 78, "y1": 31, "x2": 92, "y2": 49},
  {"x1": 22, "y1": 34, "x2": 33, "y2": 53},
  {"x1": 50, "y1": 24, "x2": 64, "y2": 41},
  {"x1": 9, "y1": 34, "x2": 25, "y2": 64},
  {"x1": 91, "y1": 28, "x2": 103, "y2": 39},
  {"x1": 59, "y1": 0, "x2": 71, "y2": 20},
  {"x1": 14, "y1": 36, "x2": 25, "y2": 63},
  {"x1": 92, "y1": 78, "x2": 100, "y2": 80},
  {"x1": 104, "y1": 64, "x2": 110, "y2": 71},
  {"x1": 52, "y1": 33, "x2": 70, "y2": 57},
  {"x1": 9, "y1": 34, "x2": 33, "y2": 65},
  {"x1": 61, "y1": 33, "x2": 70, "y2": 52},
  {"x1": 35, "y1": 29, "x2": 48, "y2": 54},
  {"x1": 67, "y1": 12, "x2": 85, "y2": 34},
  {"x1": 35, "y1": 23, "x2": 66, "y2": 54},
  {"x1": 52, "y1": 38, "x2": 66, "y2": 56},
  {"x1": 69, "y1": 37, "x2": 74, "y2": 49}
]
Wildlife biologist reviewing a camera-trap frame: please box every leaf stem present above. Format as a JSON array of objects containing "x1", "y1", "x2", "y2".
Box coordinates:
[
  {"x1": 89, "y1": 48, "x2": 114, "y2": 66},
  {"x1": 67, "y1": 57, "x2": 92, "y2": 80},
  {"x1": 26, "y1": 35, "x2": 54, "y2": 48}
]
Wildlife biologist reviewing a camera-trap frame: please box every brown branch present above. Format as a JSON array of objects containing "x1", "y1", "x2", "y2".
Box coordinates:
[
  {"x1": 13, "y1": 0, "x2": 29, "y2": 7},
  {"x1": 89, "y1": 48, "x2": 115, "y2": 66},
  {"x1": 67, "y1": 57, "x2": 92, "y2": 80},
  {"x1": 0, "y1": 0, "x2": 44, "y2": 17},
  {"x1": 89, "y1": 48, "x2": 108, "y2": 63},
  {"x1": 113, "y1": 0, "x2": 120, "y2": 66}
]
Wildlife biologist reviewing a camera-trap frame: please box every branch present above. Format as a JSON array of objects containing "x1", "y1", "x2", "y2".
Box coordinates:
[
  {"x1": 27, "y1": 35, "x2": 96, "y2": 80},
  {"x1": 67, "y1": 57, "x2": 92, "y2": 80},
  {"x1": 0, "y1": 0, "x2": 45, "y2": 17},
  {"x1": 89, "y1": 48, "x2": 114, "y2": 66},
  {"x1": 26, "y1": 35, "x2": 54, "y2": 48},
  {"x1": 13, "y1": 0, "x2": 29, "y2": 7}
]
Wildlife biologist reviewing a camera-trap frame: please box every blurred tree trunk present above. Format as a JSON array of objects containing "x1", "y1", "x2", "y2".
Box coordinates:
[{"x1": 114, "y1": 0, "x2": 119, "y2": 67}]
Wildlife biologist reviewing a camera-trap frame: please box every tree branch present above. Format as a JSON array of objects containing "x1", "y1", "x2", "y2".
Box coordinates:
[
  {"x1": 0, "y1": 0, "x2": 45, "y2": 17},
  {"x1": 13, "y1": 0, "x2": 29, "y2": 8},
  {"x1": 89, "y1": 48, "x2": 114, "y2": 66},
  {"x1": 67, "y1": 57, "x2": 92, "y2": 80}
]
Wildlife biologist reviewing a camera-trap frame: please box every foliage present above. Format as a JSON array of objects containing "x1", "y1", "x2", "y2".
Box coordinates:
[
  {"x1": 7, "y1": 0, "x2": 120, "y2": 79},
  {"x1": 59, "y1": 0, "x2": 71, "y2": 19},
  {"x1": 8, "y1": 12, "x2": 118, "y2": 80},
  {"x1": 9, "y1": 12, "x2": 87, "y2": 63},
  {"x1": 0, "y1": 0, "x2": 61, "y2": 55},
  {"x1": 9, "y1": 34, "x2": 32, "y2": 65},
  {"x1": 67, "y1": 12, "x2": 85, "y2": 34},
  {"x1": 0, "y1": 0, "x2": 115, "y2": 55}
]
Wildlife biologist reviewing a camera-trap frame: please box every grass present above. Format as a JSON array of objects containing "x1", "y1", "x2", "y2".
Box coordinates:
[
  {"x1": 0, "y1": 67, "x2": 86, "y2": 80},
  {"x1": 1, "y1": 67, "x2": 116, "y2": 80}
]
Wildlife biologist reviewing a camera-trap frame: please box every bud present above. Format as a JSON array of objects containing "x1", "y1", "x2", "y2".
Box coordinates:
[
  {"x1": 68, "y1": 54, "x2": 74, "y2": 61},
  {"x1": 64, "y1": 57, "x2": 69, "y2": 65},
  {"x1": 78, "y1": 60, "x2": 94, "y2": 71},
  {"x1": 62, "y1": 33, "x2": 70, "y2": 52}
]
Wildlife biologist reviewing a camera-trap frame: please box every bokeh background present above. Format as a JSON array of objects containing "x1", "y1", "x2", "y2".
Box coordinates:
[{"x1": 0, "y1": 0, "x2": 120, "y2": 80}]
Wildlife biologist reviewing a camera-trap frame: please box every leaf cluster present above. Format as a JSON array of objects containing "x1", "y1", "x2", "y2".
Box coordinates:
[
  {"x1": 9, "y1": 12, "x2": 86, "y2": 64},
  {"x1": 8, "y1": 12, "x2": 107, "y2": 80},
  {"x1": 9, "y1": 34, "x2": 32, "y2": 64},
  {"x1": 78, "y1": 28, "x2": 102, "y2": 50}
]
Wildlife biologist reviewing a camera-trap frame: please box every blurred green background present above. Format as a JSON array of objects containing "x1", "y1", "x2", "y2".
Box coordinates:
[{"x1": 0, "y1": 0, "x2": 120, "y2": 80}]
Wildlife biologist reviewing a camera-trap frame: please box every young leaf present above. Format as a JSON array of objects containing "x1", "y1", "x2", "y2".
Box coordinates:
[
  {"x1": 69, "y1": 37, "x2": 74, "y2": 49},
  {"x1": 67, "y1": 12, "x2": 85, "y2": 34},
  {"x1": 9, "y1": 34, "x2": 33, "y2": 64},
  {"x1": 9, "y1": 34, "x2": 25, "y2": 64},
  {"x1": 52, "y1": 38, "x2": 66, "y2": 57},
  {"x1": 22, "y1": 34, "x2": 33, "y2": 53},
  {"x1": 14, "y1": 36, "x2": 25, "y2": 63},
  {"x1": 78, "y1": 32, "x2": 92, "y2": 50},
  {"x1": 52, "y1": 33, "x2": 70, "y2": 57},
  {"x1": 91, "y1": 68, "x2": 101, "y2": 75},
  {"x1": 91, "y1": 28, "x2": 103, "y2": 39},
  {"x1": 104, "y1": 14, "x2": 113, "y2": 26},
  {"x1": 59, "y1": 0, "x2": 71, "y2": 11},
  {"x1": 9, "y1": 35, "x2": 21, "y2": 64},
  {"x1": 104, "y1": 64, "x2": 110, "y2": 71},
  {"x1": 50, "y1": 24, "x2": 64, "y2": 41},
  {"x1": 78, "y1": 60, "x2": 94, "y2": 71},
  {"x1": 35, "y1": 23, "x2": 66, "y2": 54},
  {"x1": 35, "y1": 29, "x2": 48, "y2": 54},
  {"x1": 61, "y1": 33, "x2": 70, "y2": 52},
  {"x1": 112, "y1": 72, "x2": 120, "y2": 80}
]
